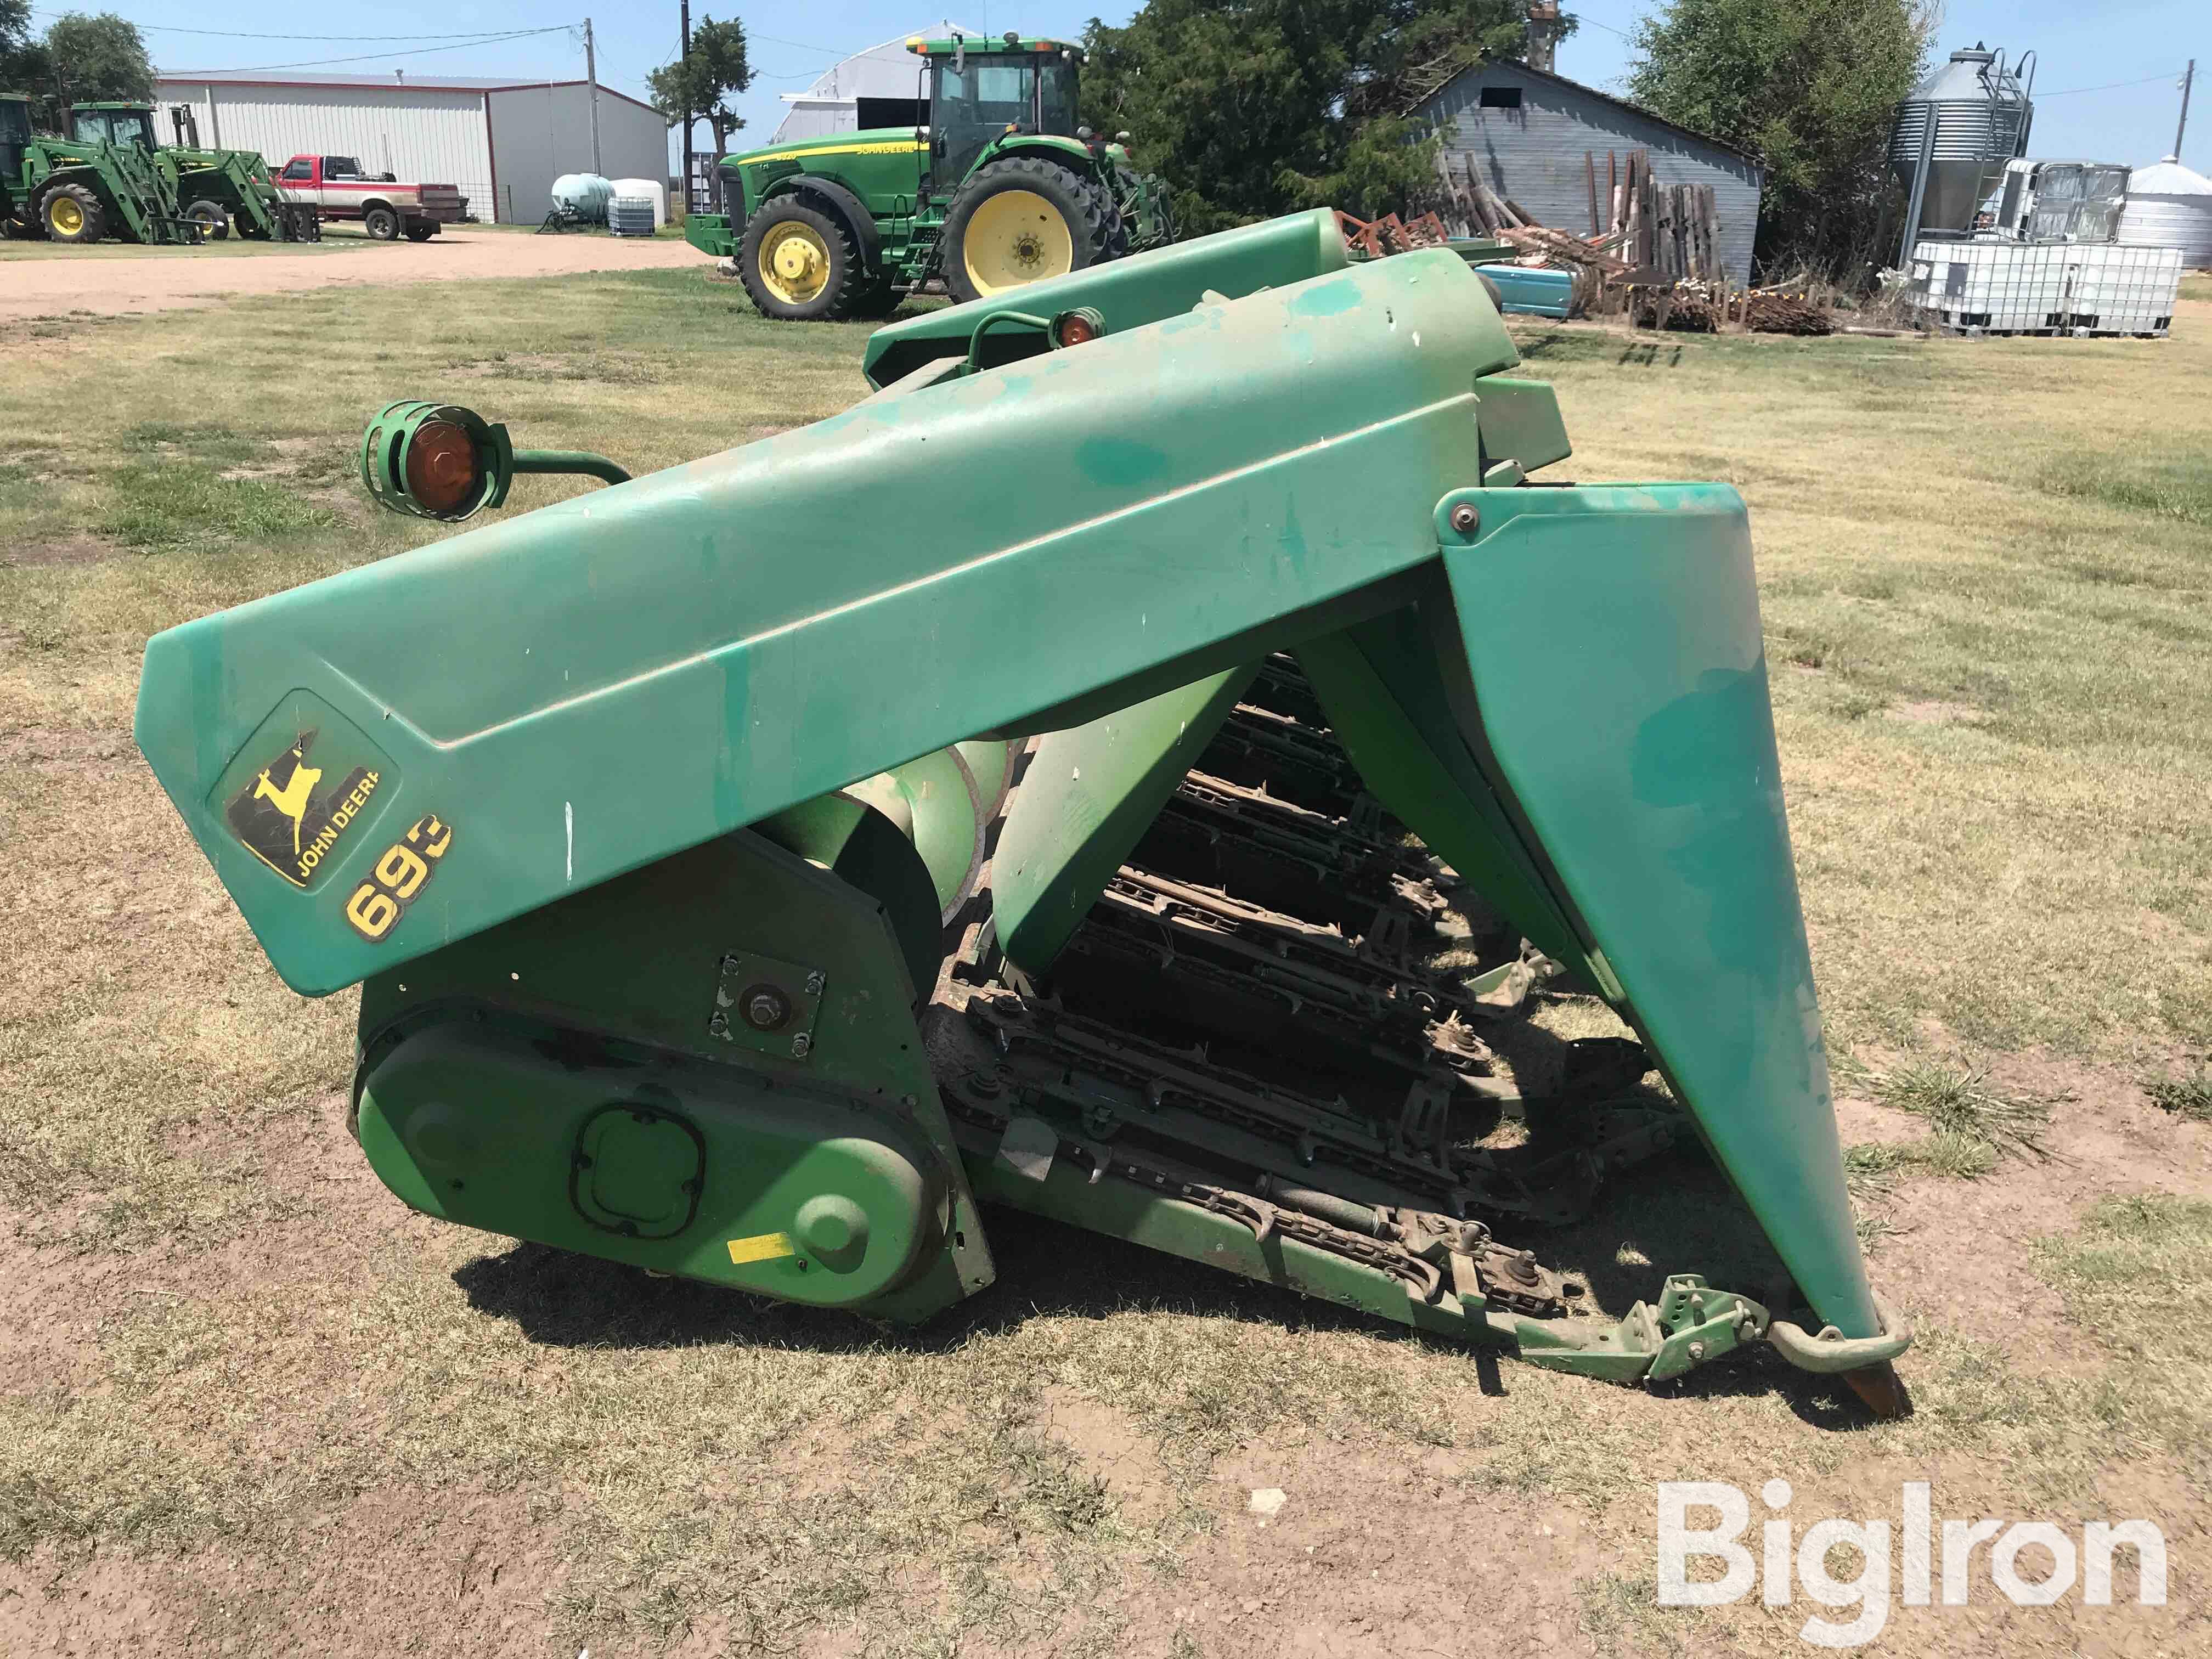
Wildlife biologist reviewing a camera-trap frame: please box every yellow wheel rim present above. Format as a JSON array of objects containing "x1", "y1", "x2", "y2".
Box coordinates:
[
  {"x1": 757, "y1": 221, "x2": 832, "y2": 306},
  {"x1": 48, "y1": 196, "x2": 83, "y2": 237},
  {"x1": 962, "y1": 190, "x2": 1074, "y2": 296}
]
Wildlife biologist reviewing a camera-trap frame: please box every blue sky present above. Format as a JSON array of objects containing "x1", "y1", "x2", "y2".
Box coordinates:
[{"x1": 38, "y1": 2, "x2": 2208, "y2": 176}]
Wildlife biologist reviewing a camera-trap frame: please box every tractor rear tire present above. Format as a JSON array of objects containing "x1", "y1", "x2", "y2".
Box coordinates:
[
  {"x1": 185, "y1": 199, "x2": 230, "y2": 241},
  {"x1": 363, "y1": 205, "x2": 400, "y2": 241},
  {"x1": 41, "y1": 183, "x2": 106, "y2": 245},
  {"x1": 941, "y1": 156, "x2": 1117, "y2": 304},
  {"x1": 1086, "y1": 173, "x2": 1131, "y2": 261},
  {"x1": 737, "y1": 198, "x2": 872, "y2": 322}
]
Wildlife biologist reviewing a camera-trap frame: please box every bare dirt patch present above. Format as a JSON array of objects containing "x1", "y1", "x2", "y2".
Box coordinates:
[
  {"x1": 0, "y1": 229, "x2": 701, "y2": 324},
  {"x1": 0, "y1": 1490, "x2": 558, "y2": 1659},
  {"x1": 1, "y1": 538, "x2": 116, "y2": 570},
  {"x1": 1838, "y1": 1054, "x2": 2211, "y2": 1378}
]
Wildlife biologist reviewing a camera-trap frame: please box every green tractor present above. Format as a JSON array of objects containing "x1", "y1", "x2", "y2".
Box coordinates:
[
  {"x1": 0, "y1": 91, "x2": 202, "y2": 245},
  {"x1": 685, "y1": 31, "x2": 1175, "y2": 320},
  {"x1": 66, "y1": 102, "x2": 319, "y2": 242}
]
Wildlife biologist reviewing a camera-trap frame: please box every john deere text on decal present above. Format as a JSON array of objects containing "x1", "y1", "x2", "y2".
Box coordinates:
[{"x1": 224, "y1": 730, "x2": 381, "y2": 888}]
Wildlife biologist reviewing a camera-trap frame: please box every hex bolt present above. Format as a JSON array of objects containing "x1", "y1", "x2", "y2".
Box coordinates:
[
  {"x1": 707, "y1": 1012, "x2": 730, "y2": 1038},
  {"x1": 804, "y1": 970, "x2": 826, "y2": 995},
  {"x1": 1449, "y1": 502, "x2": 1480, "y2": 535},
  {"x1": 1688, "y1": 1340, "x2": 1707, "y2": 1361},
  {"x1": 791, "y1": 1032, "x2": 813, "y2": 1059}
]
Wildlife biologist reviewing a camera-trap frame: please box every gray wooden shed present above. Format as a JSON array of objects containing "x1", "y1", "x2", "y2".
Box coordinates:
[{"x1": 1417, "y1": 59, "x2": 1765, "y2": 281}]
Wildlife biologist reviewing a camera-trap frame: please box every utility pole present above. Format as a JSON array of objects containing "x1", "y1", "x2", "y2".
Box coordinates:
[
  {"x1": 584, "y1": 16, "x2": 604, "y2": 176},
  {"x1": 2179, "y1": 60, "x2": 2197, "y2": 161},
  {"x1": 681, "y1": 1, "x2": 693, "y2": 215}
]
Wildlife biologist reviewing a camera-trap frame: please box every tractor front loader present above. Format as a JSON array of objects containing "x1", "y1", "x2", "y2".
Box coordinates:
[
  {"x1": 64, "y1": 103, "x2": 318, "y2": 242},
  {"x1": 1, "y1": 93, "x2": 202, "y2": 245},
  {"x1": 135, "y1": 210, "x2": 1911, "y2": 1412}
]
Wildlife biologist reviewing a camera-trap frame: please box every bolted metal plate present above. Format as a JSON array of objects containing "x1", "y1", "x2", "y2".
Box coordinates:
[{"x1": 708, "y1": 949, "x2": 825, "y2": 1060}]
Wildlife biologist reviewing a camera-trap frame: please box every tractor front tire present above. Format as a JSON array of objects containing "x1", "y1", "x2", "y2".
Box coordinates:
[
  {"x1": 941, "y1": 156, "x2": 1116, "y2": 305},
  {"x1": 737, "y1": 199, "x2": 872, "y2": 321},
  {"x1": 363, "y1": 205, "x2": 400, "y2": 241},
  {"x1": 184, "y1": 199, "x2": 230, "y2": 241},
  {"x1": 41, "y1": 183, "x2": 107, "y2": 245}
]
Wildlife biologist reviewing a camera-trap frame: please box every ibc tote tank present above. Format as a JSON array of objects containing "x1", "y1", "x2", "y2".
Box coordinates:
[
  {"x1": 611, "y1": 177, "x2": 668, "y2": 228},
  {"x1": 2118, "y1": 157, "x2": 2212, "y2": 268}
]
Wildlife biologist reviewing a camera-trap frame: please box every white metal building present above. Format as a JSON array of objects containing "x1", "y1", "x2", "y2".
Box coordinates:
[
  {"x1": 771, "y1": 20, "x2": 977, "y2": 144},
  {"x1": 152, "y1": 70, "x2": 668, "y2": 225}
]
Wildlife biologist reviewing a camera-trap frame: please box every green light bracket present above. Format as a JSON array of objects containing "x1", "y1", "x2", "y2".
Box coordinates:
[{"x1": 359, "y1": 399, "x2": 630, "y2": 523}]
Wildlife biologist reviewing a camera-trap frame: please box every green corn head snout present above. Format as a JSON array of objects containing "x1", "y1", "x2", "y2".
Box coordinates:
[{"x1": 134, "y1": 209, "x2": 1908, "y2": 1410}]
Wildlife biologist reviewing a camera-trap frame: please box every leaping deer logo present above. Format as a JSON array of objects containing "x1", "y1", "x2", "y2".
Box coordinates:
[{"x1": 253, "y1": 743, "x2": 323, "y2": 856}]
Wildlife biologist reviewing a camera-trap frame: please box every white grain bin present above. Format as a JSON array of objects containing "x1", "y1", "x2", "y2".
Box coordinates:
[
  {"x1": 611, "y1": 177, "x2": 668, "y2": 228},
  {"x1": 2118, "y1": 156, "x2": 2212, "y2": 268}
]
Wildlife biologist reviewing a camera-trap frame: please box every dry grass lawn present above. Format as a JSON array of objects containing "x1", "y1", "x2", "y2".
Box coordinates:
[{"x1": 2, "y1": 264, "x2": 2209, "y2": 1657}]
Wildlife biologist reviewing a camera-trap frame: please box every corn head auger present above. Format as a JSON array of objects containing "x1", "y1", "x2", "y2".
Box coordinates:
[{"x1": 134, "y1": 209, "x2": 1911, "y2": 1412}]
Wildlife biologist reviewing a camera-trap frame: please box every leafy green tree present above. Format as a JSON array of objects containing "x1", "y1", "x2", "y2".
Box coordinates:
[
  {"x1": 1, "y1": 0, "x2": 39, "y2": 84},
  {"x1": 1626, "y1": 0, "x2": 1933, "y2": 278},
  {"x1": 647, "y1": 15, "x2": 752, "y2": 205},
  {"x1": 35, "y1": 11, "x2": 153, "y2": 125},
  {"x1": 1083, "y1": 0, "x2": 1548, "y2": 233}
]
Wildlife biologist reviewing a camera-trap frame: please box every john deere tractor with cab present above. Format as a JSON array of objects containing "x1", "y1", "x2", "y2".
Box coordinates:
[
  {"x1": 67, "y1": 101, "x2": 318, "y2": 242},
  {"x1": 686, "y1": 32, "x2": 1175, "y2": 320},
  {"x1": 0, "y1": 91, "x2": 202, "y2": 245}
]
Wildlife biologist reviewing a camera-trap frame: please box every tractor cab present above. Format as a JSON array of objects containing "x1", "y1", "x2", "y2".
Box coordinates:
[
  {"x1": 1, "y1": 93, "x2": 30, "y2": 182},
  {"x1": 71, "y1": 102, "x2": 159, "y2": 153},
  {"x1": 914, "y1": 35, "x2": 1084, "y2": 192}
]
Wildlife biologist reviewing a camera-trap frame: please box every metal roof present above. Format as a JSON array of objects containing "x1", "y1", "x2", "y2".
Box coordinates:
[
  {"x1": 2130, "y1": 155, "x2": 2212, "y2": 196},
  {"x1": 1419, "y1": 58, "x2": 1758, "y2": 165},
  {"x1": 155, "y1": 69, "x2": 658, "y2": 116}
]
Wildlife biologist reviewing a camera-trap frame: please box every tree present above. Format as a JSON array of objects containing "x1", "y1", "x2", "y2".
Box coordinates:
[
  {"x1": 1082, "y1": 0, "x2": 1551, "y2": 234},
  {"x1": 1, "y1": 0, "x2": 36, "y2": 77},
  {"x1": 1626, "y1": 0, "x2": 1933, "y2": 279},
  {"x1": 3, "y1": 0, "x2": 50, "y2": 125},
  {"x1": 647, "y1": 15, "x2": 752, "y2": 207},
  {"x1": 34, "y1": 10, "x2": 153, "y2": 126}
]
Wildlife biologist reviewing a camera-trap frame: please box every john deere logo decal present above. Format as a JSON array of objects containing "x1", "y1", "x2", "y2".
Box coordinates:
[{"x1": 225, "y1": 729, "x2": 381, "y2": 888}]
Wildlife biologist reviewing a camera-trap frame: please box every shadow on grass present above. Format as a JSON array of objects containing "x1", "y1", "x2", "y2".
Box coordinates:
[{"x1": 451, "y1": 1147, "x2": 1893, "y2": 1429}]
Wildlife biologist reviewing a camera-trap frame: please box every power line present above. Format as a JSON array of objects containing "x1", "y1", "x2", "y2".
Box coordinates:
[
  {"x1": 2036, "y1": 71, "x2": 2186, "y2": 98},
  {"x1": 28, "y1": 14, "x2": 569, "y2": 42},
  {"x1": 751, "y1": 32, "x2": 867, "y2": 58},
  {"x1": 174, "y1": 31, "x2": 575, "y2": 77}
]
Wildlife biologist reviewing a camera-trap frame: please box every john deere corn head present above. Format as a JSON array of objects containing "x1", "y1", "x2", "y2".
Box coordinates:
[{"x1": 135, "y1": 209, "x2": 1910, "y2": 1411}]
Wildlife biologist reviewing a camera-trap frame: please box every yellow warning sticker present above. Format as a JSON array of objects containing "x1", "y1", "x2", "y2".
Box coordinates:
[{"x1": 726, "y1": 1231, "x2": 798, "y2": 1266}]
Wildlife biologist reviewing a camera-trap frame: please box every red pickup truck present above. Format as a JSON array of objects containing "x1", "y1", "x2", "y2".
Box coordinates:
[{"x1": 275, "y1": 154, "x2": 469, "y2": 241}]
